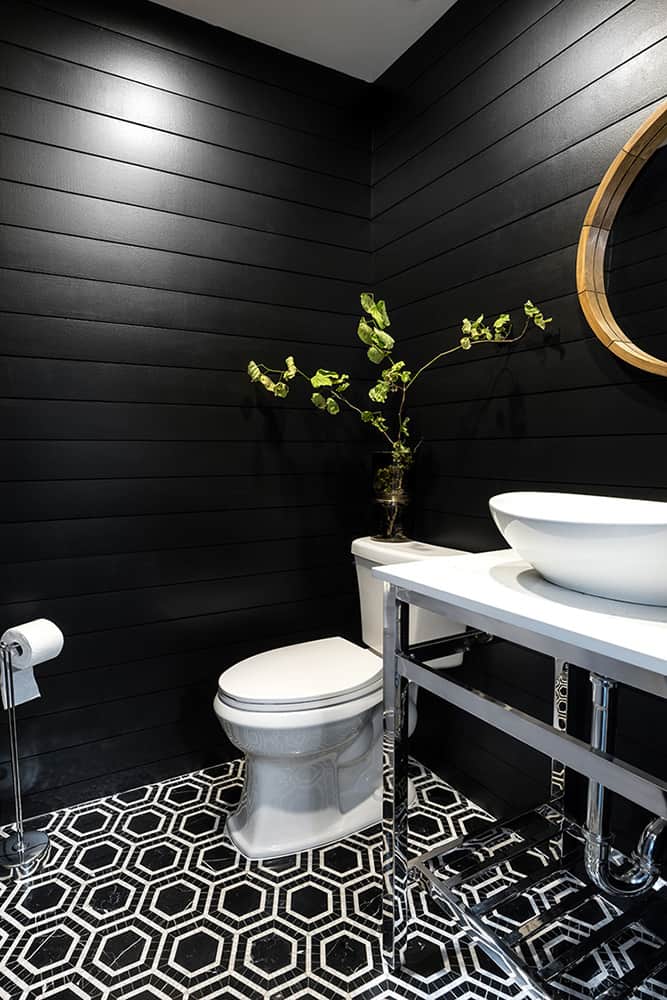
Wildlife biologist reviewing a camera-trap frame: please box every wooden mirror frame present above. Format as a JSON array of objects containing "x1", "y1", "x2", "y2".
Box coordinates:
[{"x1": 576, "y1": 100, "x2": 667, "y2": 376}]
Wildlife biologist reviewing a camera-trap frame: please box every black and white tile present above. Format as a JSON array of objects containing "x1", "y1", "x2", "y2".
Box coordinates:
[{"x1": 0, "y1": 760, "x2": 664, "y2": 1000}]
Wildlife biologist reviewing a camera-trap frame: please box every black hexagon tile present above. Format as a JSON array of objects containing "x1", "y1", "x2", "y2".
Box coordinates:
[{"x1": 1, "y1": 759, "x2": 663, "y2": 1000}]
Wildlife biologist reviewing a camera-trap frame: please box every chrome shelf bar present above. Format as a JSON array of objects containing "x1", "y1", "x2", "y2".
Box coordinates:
[
  {"x1": 416, "y1": 861, "x2": 556, "y2": 1000},
  {"x1": 434, "y1": 827, "x2": 561, "y2": 893},
  {"x1": 415, "y1": 804, "x2": 667, "y2": 1000},
  {"x1": 471, "y1": 844, "x2": 583, "y2": 917},
  {"x1": 600, "y1": 942, "x2": 667, "y2": 1000},
  {"x1": 409, "y1": 798, "x2": 564, "y2": 869},
  {"x1": 539, "y1": 888, "x2": 667, "y2": 983},
  {"x1": 503, "y1": 882, "x2": 596, "y2": 951}
]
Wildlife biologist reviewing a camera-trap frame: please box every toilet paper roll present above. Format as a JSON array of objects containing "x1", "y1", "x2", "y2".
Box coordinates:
[
  {"x1": 2, "y1": 619, "x2": 64, "y2": 669},
  {"x1": 0, "y1": 619, "x2": 64, "y2": 709}
]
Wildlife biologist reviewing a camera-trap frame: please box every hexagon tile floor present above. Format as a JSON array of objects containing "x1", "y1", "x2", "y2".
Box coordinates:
[
  {"x1": 1, "y1": 760, "x2": 665, "y2": 1000},
  {"x1": 0, "y1": 759, "x2": 531, "y2": 1000}
]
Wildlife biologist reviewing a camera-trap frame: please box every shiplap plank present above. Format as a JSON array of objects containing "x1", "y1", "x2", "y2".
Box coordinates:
[
  {"x1": 374, "y1": 105, "x2": 660, "y2": 282},
  {"x1": 0, "y1": 226, "x2": 360, "y2": 314},
  {"x1": 0, "y1": 32, "x2": 365, "y2": 183},
  {"x1": 0, "y1": 563, "x2": 353, "y2": 642},
  {"x1": 372, "y1": 0, "x2": 503, "y2": 131},
  {"x1": 0, "y1": 85, "x2": 368, "y2": 217},
  {"x1": 374, "y1": 3, "x2": 665, "y2": 214},
  {"x1": 0, "y1": 533, "x2": 346, "y2": 603},
  {"x1": 373, "y1": 43, "x2": 667, "y2": 243},
  {"x1": 0, "y1": 270, "x2": 359, "y2": 346},
  {"x1": 0, "y1": 134, "x2": 369, "y2": 249},
  {"x1": 0, "y1": 313, "x2": 366, "y2": 371},
  {"x1": 54, "y1": 593, "x2": 359, "y2": 676},
  {"x1": 0, "y1": 179, "x2": 370, "y2": 283},
  {"x1": 0, "y1": 439, "x2": 369, "y2": 482},
  {"x1": 374, "y1": 0, "x2": 565, "y2": 172},
  {"x1": 379, "y1": 190, "x2": 591, "y2": 309},
  {"x1": 0, "y1": 503, "x2": 365, "y2": 567}
]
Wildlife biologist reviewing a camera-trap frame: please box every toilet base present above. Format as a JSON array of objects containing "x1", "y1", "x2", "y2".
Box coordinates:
[
  {"x1": 225, "y1": 786, "x2": 381, "y2": 859},
  {"x1": 225, "y1": 774, "x2": 418, "y2": 859}
]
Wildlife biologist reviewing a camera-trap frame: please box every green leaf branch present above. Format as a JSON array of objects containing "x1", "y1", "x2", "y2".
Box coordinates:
[{"x1": 247, "y1": 293, "x2": 551, "y2": 466}]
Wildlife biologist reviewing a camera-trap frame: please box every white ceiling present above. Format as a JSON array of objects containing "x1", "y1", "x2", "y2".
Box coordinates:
[{"x1": 151, "y1": 0, "x2": 457, "y2": 82}]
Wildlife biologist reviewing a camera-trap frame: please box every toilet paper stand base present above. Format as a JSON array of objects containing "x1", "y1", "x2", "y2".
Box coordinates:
[
  {"x1": 0, "y1": 641, "x2": 49, "y2": 875},
  {"x1": 0, "y1": 829, "x2": 49, "y2": 872}
]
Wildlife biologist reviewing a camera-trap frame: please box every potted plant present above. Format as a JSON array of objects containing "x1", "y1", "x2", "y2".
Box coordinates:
[{"x1": 247, "y1": 293, "x2": 551, "y2": 541}]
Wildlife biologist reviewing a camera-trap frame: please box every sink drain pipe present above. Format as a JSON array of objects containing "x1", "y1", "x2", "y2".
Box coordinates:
[{"x1": 584, "y1": 674, "x2": 666, "y2": 897}]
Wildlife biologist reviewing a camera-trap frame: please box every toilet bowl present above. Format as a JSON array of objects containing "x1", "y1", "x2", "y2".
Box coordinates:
[
  {"x1": 214, "y1": 637, "x2": 382, "y2": 858},
  {"x1": 214, "y1": 537, "x2": 467, "y2": 859}
]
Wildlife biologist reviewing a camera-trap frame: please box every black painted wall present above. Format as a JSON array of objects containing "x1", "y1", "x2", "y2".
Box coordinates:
[
  {"x1": 2, "y1": 0, "x2": 666, "y2": 841},
  {"x1": 0, "y1": 0, "x2": 373, "y2": 819},
  {"x1": 372, "y1": 0, "x2": 667, "y2": 842}
]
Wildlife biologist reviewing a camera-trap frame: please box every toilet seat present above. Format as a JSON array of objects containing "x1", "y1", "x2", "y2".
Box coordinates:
[{"x1": 217, "y1": 636, "x2": 381, "y2": 713}]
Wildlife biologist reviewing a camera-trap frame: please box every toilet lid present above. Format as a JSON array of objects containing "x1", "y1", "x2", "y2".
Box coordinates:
[{"x1": 217, "y1": 637, "x2": 381, "y2": 712}]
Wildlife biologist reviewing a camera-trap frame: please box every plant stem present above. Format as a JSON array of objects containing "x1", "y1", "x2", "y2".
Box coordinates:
[
  {"x1": 259, "y1": 362, "x2": 397, "y2": 450},
  {"x1": 396, "y1": 384, "x2": 408, "y2": 449},
  {"x1": 331, "y1": 389, "x2": 396, "y2": 449},
  {"x1": 406, "y1": 319, "x2": 530, "y2": 390},
  {"x1": 407, "y1": 344, "x2": 464, "y2": 389}
]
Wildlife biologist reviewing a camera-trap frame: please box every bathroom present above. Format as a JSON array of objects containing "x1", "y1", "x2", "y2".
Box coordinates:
[{"x1": 0, "y1": 0, "x2": 666, "y2": 995}]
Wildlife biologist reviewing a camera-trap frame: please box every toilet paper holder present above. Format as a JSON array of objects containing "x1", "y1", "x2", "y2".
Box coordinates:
[{"x1": 0, "y1": 640, "x2": 49, "y2": 874}]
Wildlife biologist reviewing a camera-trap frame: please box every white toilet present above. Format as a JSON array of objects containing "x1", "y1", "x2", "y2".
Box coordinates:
[{"x1": 213, "y1": 536, "x2": 466, "y2": 858}]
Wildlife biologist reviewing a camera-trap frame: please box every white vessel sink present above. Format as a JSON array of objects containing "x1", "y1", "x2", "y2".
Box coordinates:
[{"x1": 489, "y1": 492, "x2": 667, "y2": 606}]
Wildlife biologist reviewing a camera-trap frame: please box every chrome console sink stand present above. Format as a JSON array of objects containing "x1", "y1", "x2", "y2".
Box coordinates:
[{"x1": 382, "y1": 583, "x2": 667, "y2": 999}]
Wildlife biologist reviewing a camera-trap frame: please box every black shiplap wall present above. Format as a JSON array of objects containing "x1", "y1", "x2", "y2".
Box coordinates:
[
  {"x1": 0, "y1": 0, "x2": 372, "y2": 819},
  {"x1": 3, "y1": 0, "x2": 666, "y2": 839},
  {"x1": 372, "y1": 0, "x2": 667, "y2": 839}
]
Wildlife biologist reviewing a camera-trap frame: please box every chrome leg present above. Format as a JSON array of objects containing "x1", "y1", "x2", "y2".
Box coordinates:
[
  {"x1": 382, "y1": 583, "x2": 410, "y2": 972},
  {"x1": 2, "y1": 645, "x2": 25, "y2": 852},
  {"x1": 586, "y1": 674, "x2": 616, "y2": 845},
  {"x1": 0, "y1": 643, "x2": 50, "y2": 875},
  {"x1": 583, "y1": 674, "x2": 664, "y2": 896}
]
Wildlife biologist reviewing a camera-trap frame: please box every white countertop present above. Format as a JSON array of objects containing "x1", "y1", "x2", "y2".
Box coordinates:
[{"x1": 373, "y1": 549, "x2": 667, "y2": 678}]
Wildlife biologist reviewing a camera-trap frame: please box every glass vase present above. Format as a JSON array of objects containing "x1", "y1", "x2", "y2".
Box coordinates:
[{"x1": 371, "y1": 451, "x2": 413, "y2": 542}]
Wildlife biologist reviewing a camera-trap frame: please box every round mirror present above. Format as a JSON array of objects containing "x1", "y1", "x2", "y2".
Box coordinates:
[{"x1": 577, "y1": 101, "x2": 667, "y2": 376}]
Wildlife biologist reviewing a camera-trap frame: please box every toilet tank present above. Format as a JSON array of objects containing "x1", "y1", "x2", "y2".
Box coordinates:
[{"x1": 351, "y1": 536, "x2": 467, "y2": 665}]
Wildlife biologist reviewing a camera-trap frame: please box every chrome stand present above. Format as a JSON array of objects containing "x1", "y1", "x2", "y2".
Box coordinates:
[
  {"x1": 382, "y1": 582, "x2": 667, "y2": 995},
  {"x1": 0, "y1": 641, "x2": 49, "y2": 875},
  {"x1": 382, "y1": 583, "x2": 410, "y2": 970}
]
